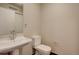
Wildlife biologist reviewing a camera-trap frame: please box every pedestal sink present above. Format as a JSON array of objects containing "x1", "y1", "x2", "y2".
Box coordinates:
[{"x1": 0, "y1": 36, "x2": 32, "y2": 54}]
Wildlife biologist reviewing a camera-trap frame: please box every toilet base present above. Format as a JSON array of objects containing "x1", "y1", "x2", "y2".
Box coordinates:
[
  {"x1": 37, "y1": 51, "x2": 50, "y2": 55},
  {"x1": 50, "y1": 52, "x2": 58, "y2": 55},
  {"x1": 33, "y1": 48, "x2": 50, "y2": 55}
]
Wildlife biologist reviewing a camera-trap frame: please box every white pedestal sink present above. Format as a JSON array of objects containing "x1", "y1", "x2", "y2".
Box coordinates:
[{"x1": 0, "y1": 36, "x2": 32, "y2": 54}]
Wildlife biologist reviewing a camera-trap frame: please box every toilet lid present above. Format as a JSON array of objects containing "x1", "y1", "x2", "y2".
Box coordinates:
[{"x1": 35, "y1": 44, "x2": 51, "y2": 52}]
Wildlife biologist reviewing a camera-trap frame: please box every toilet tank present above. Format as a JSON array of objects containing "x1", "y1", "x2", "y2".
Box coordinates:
[{"x1": 32, "y1": 35, "x2": 41, "y2": 47}]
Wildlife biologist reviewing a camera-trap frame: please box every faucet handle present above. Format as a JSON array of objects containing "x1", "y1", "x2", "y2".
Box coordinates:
[
  {"x1": 9, "y1": 31, "x2": 12, "y2": 34},
  {"x1": 9, "y1": 30, "x2": 16, "y2": 40},
  {"x1": 12, "y1": 30, "x2": 15, "y2": 32},
  {"x1": 9, "y1": 30, "x2": 16, "y2": 35}
]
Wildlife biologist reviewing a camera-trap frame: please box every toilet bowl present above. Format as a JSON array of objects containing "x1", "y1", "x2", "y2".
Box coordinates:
[
  {"x1": 35, "y1": 44, "x2": 51, "y2": 55},
  {"x1": 32, "y1": 35, "x2": 51, "y2": 55}
]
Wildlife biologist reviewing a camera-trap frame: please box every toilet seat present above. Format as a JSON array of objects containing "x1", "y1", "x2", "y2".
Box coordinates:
[{"x1": 35, "y1": 44, "x2": 51, "y2": 52}]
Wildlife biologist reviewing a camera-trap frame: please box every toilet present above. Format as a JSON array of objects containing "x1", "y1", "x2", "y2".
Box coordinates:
[{"x1": 32, "y1": 35, "x2": 51, "y2": 55}]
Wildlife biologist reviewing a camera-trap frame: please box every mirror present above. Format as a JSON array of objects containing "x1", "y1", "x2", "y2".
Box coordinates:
[
  {"x1": 0, "y1": 3, "x2": 23, "y2": 35},
  {"x1": 15, "y1": 12, "x2": 23, "y2": 33}
]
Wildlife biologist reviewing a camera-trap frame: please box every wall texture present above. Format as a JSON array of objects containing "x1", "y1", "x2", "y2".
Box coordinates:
[
  {"x1": 41, "y1": 4, "x2": 79, "y2": 55},
  {"x1": 23, "y1": 4, "x2": 41, "y2": 37},
  {"x1": 23, "y1": 3, "x2": 79, "y2": 55},
  {"x1": 23, "y1": 4, "x2": 41, "y2": 54}
]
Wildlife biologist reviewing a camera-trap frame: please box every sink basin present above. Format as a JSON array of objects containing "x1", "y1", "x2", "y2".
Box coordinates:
[{"x1": 0, "y1": 36, "x2": 32, "y2": 53}]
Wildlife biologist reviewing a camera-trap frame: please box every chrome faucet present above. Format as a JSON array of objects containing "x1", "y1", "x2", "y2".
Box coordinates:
[{"x1": 9, "y1": 30, "x2": 16, "y2": 40}]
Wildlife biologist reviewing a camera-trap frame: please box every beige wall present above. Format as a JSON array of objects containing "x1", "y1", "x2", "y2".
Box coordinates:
[
  {"x1": 41, "y1": 4, "x2": 79, "y2": 55},
  {"x1": 23, "y1": 4, "x2": 40, "y2": 54},
  {"x1": 23, "y1": 4, "x2": 41, "y2": 37},
  {"x1": 23, "y1": 3, "x2": 79, "y2": 55}
]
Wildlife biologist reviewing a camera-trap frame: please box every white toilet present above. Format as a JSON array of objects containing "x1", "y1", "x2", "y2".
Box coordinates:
[{"x1": 32, "y1": 35, "x2": 51, "y2": 55}]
